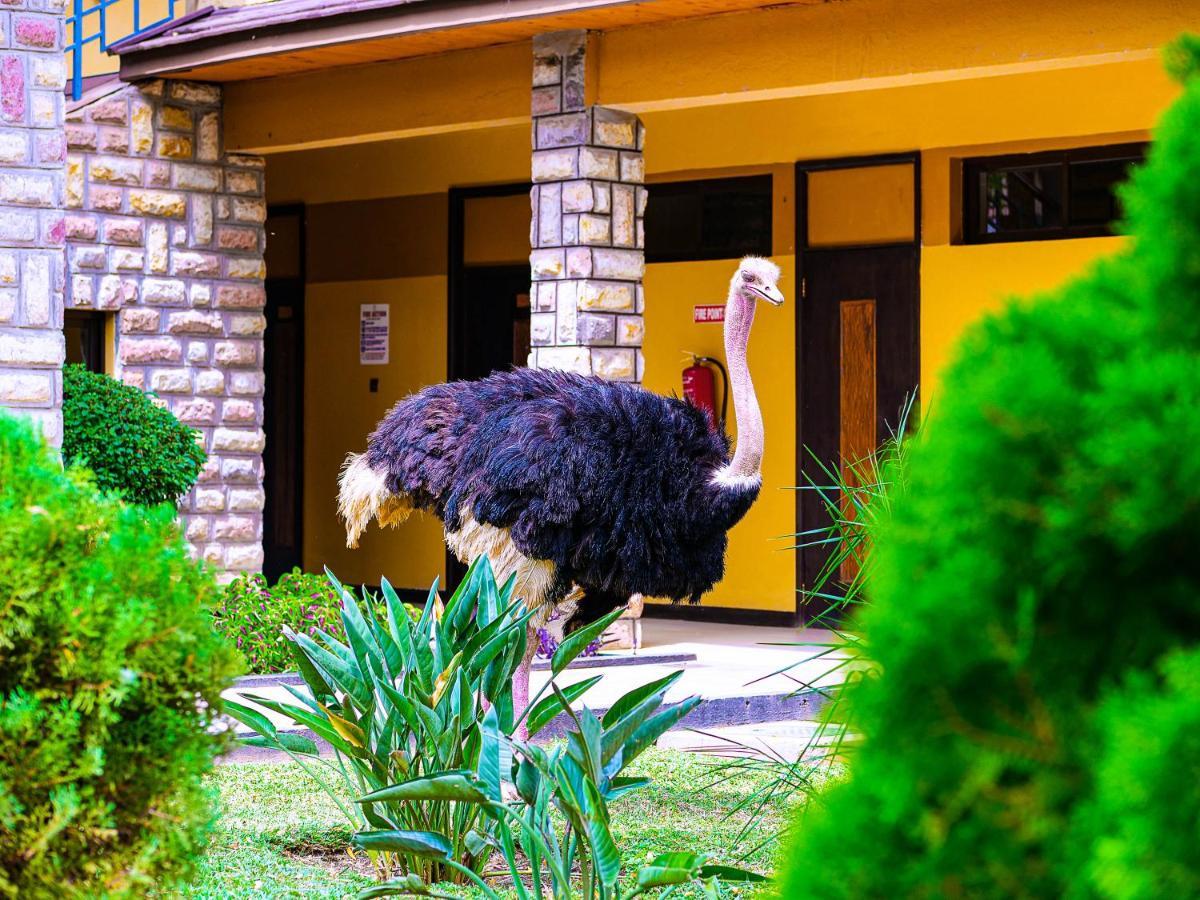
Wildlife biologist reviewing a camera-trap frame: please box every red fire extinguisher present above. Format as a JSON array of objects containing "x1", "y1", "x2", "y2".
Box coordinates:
[{"x1": 682, "y1": 355, "x2": 728, "y2": 431}]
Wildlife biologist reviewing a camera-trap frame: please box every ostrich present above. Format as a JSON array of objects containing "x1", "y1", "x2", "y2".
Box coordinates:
[{"x1": 338, "y1": 256, "x2": 784, "y2": 728}]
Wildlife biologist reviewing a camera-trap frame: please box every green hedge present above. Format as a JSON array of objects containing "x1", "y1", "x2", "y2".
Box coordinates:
[
  {"x1": 62, "y1": 364, "x2": 206, "y2": 506},
  {"x1": 778, "y1": 38, "x2": 1200, "y2": 899},
  {"x1": 0, "y1": 412, "x2": 240, "y2": 897}
]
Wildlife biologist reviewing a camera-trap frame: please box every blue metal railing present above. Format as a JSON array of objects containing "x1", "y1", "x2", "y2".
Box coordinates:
[{"x1": 67, "y1": 0, "x2": 179, "y2": 100}]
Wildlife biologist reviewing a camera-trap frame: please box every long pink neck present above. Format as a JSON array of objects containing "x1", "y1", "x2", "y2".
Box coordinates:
[{"x1": 716, "y1": 287, "x2": 763, "y2": 484}]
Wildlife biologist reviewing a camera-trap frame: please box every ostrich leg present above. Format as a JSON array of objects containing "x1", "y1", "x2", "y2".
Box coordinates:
[{"x1": 513, "y1": 626, "x2": 537, "y2": 742}]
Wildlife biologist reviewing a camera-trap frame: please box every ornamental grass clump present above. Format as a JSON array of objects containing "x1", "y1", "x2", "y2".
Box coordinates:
[
  {"x1": 778, "y1": 38, "x2": 1200, "y2": 899},
  {"x1": 62, "y1": 363, "x2": 205, "y2": 506},
  {"x1": 0, "y1": 412, "x2": 239, "y2": 898}
]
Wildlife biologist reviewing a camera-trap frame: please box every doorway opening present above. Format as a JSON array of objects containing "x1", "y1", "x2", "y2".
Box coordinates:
[
  {"x1": 446, "y1": 183, "x2": 531, "y2": 589},
  {"x1": 263, "y1": 204, "x2": 306, "y2": 583},
  {"x1": 795, "y1": 153, "x2": 920, "y2": 625}
]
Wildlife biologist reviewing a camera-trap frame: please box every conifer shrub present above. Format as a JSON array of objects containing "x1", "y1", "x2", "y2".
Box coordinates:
[
  {"x1": 0, "y1": 413, "x2": 240, "y2": 897},
  {"x1": 778, "y1": 38, "x2": 1200, "y2": 899},
  {"x1": 62, "y1": 364, "x2": 206, "y2": 506}
]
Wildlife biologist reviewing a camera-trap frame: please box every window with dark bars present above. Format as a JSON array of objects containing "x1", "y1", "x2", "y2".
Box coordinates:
[{"x1": 963, "y1": 143, "x2": 1146, "y2": 243}]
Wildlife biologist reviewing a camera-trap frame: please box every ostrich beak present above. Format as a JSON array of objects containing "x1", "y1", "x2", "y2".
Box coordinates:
[{"x1": 754, "y1": 283, "x2": 785, "y2": 306}]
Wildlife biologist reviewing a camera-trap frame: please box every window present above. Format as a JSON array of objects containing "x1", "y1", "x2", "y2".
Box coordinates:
[
  {"x1": 644, "y1": 175, "x2": 772, "y2": 263},
  {"x1": 962, "y1": 143, "x2": 1146, "y2": 243},
  {"x1": 64, "y1": 310, "x2": 107, "y2": 373}
]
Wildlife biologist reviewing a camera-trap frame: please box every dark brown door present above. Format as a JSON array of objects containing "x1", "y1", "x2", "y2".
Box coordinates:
[
  {"x1": 797, "y1": 156, "x2": 920, "y2": 624},
  {"x1": 263, "y1": 206, "x2": 305, "y2": 583}
]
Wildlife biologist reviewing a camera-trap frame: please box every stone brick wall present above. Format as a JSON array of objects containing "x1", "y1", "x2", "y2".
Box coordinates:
[
  {"x1": 65, "y1": 80, "x2": 267, "y2": 578},
  {"x1": 528, "y1": 31, "x2": 645, "y2": 383},
  {"x1": 0, "y1": 0, "x2": 66, "y2": 443}
]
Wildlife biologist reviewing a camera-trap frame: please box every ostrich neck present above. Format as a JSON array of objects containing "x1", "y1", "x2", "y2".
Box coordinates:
[{"x1": 715, "y1": 289, "x2": 763, "y2": 486}]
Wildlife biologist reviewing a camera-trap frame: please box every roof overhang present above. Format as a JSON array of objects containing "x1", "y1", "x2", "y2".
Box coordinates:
[{"x1": 118, "y1": 0, "x2": 819, "y2": 83}]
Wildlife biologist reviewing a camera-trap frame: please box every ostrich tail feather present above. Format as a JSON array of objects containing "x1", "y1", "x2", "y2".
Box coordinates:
[{"x1": 338, "y1": 453, "x2": 413, "y2": 548}]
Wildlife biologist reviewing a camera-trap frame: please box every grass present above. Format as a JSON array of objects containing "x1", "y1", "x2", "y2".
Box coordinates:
[{"x1": 170, "y1": 746, "x2": 790, "y2": 898}]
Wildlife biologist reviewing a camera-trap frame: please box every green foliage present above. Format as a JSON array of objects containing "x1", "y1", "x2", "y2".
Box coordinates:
[
  {"x1": 230, "y1": 560, "x2": 758, "y2": 898},
  {"x1": 213, "y1": 568, "x2": 420, "y2": 675},
  {"x1": 778, "y1": 38, "x2": 1200, "y2": 899},
  {"x1": 358, "y1": 650, "x2": 761, "y2": 900},
  {"x1": 225, "y1": 560, "x2": 544, "y2": 885},
  {"x1": 703, "y1": 407, "x2": 917, "y2": 858},
  {"x1": 62, "y1": 363, "x2": 206, "y2": 506},
  {"x1": 0, "y1": 412, "x2": 240, "y2": 898},
  {"x1": 181, "y1": 748, "x2": 783, "y2": 898}
]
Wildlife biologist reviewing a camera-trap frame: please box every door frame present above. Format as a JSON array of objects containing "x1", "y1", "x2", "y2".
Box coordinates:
[
  {"x1": 445, "y1": 182, "x2": 529, "y2": 590},
  {"x1": 447, "y1": 182, "x2": 531, "y2": 381},
  {"x1": 262, "y1": 202, "x2": 307, "y2": 583},
  {"x1": 794, "y1": 151, "x2": 921, "y2": 624}
]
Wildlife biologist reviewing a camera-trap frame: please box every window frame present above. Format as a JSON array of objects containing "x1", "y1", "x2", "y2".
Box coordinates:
[
  {"x1": 961, "y1": 142, "x2": 1147, "y2": 245},
  {"x1": 643, "y1": 174, "x2": 773, "y2": 264},
  {"x1": 63, "y1": 309, "x2": 107, "y2": 374}
]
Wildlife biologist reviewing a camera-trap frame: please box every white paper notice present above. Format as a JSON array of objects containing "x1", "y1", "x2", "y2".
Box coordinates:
[{"x1": 359, "y1": 304, "x2": 389, "y2": 365}]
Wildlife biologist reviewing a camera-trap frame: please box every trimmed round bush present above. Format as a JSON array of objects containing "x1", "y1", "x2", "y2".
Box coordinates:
[
  {"x1": 0, "y1": 412, "x2": 240, "y2": 897},
  {"x1": 62, "y1": 363, "x2": 206, "y2": 506},
  {"x1": 778, "y1": 40, "x2": 1200, "y2": 899}
]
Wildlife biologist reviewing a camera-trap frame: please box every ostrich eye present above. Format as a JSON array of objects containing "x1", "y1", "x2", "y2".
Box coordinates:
[{"x1": 741, "y1": 271, "x2": 755, "y2": 283}]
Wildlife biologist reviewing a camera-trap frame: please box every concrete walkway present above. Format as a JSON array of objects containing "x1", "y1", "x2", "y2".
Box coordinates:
[{"x1": 222, "y1": 619, "x2": 852, "y2": 757}]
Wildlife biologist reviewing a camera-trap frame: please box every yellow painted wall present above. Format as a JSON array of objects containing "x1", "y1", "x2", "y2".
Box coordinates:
[
  {"x1": 224, "y1": 0, "x2": 1197, "y2": 153},
  {"x1": 642, "y1": 257, "x2": 797, "y2": 611},
  {"x1": 920, "y1": 239, "x2": 1126, "y2": 396},
  {"x1": 303, "y1": 277, "x2": 448, "y2": 588}
]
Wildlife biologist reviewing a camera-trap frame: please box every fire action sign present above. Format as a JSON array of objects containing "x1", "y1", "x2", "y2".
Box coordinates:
[{"x1": 359, "y1": 304, "x2": 389, "y2": 365}]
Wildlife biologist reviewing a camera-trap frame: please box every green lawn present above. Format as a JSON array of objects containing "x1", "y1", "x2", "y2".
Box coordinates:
[{"x1": 172, "y1": 748, "x2": 791, "y2": 898}]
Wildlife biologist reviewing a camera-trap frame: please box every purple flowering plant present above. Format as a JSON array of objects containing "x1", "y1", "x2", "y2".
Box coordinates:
[
  {"x1": 213, "y1": 568, "x2": 419, "y2": 674},
  {"x1": 535, "y1": 606, "x2": 603, "y2": 659}
]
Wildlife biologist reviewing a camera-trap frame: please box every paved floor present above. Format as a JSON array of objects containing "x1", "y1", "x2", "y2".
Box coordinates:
[{"x1": 222, "y1": 618, "x2": 851, "y2": 747}]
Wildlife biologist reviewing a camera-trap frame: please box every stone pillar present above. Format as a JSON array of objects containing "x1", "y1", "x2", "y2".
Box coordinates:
[
  {"x1": 0, "y1": 1, "x2": 66, "y2": 443},
  {"x1": 65, "y1": 80, "x2": 267, "y2": 578},
  {"x1": 528, "y1": 31, "x2": 646, "y2": 383}
]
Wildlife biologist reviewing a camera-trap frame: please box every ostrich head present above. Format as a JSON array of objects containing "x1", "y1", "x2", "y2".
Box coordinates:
[{"x1": 731, "y1": 256, "x2": 784, "y2": 308}]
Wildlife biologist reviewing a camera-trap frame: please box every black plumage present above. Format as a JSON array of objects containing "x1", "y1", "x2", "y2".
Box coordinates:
[{"x1": 361, "y1": 367, "x2": 759, "y2": 621}]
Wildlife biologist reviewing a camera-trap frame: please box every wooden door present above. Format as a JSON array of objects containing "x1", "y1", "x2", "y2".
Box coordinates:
[{"x1": 797, "y1": 156, "x2": 919, "y2": 624}]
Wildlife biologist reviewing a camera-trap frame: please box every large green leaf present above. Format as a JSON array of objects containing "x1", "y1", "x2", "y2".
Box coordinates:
[
  {"x1": 568, "y1": 705, "x2": 604, "y2": 787},
  {"x1": 619, "y1": 696, "x2": 702, "y2": 767},
  {"x1": 288, "y1": 628, "x2": 373, "y2": 711},
  {"x1": 358, "y1": 772, "x2": 490, "y2": 805},
  {"x1": 600, "y1": 670, "x2": 683, "y2": 728},
  {"x1": 636, "y1": 852, "x2": 706, "y2": 889},
  {"x1": 477, "y1": 705, "x2": 505, "y2": 802},
  {"x1": 379, "y1": 682, "x2": 422, "y2": 734},
  {"x1": 352, "y1": 829, "x2": 452, "y2": 858},
  {"x1": 526, "y1": 675, "x2": 602, "y2": 737},
  {"x1": 696, "y1": 864, "x2": 768, "y2": 882},
  {"x1": 551, "y1": 606, "x2": 625, "y2": 676},
  {"x1": 223, "y1": 697, "x2": 277, "y2": 740},
  {"x1": 338, "y1": 580, "x2": 386, "y2": 682},
  {"x1": 287, "y1": 635, "x2": 336, "y2": 703},
  {"x1": 515, "y1": 756, "x2": 542, "y2": 806},
  {"x1": 241, "y1": 692, "x2": 364, "y2": 760},
  {"x1": 582, "y1": 777, "x2": 621, "y2": 888},
  {"x1": 599, "y1": 690, "x2": 667, "y2": 768},
  {"x1": 242, "y1": 732, "x2": 319, "y2": 757},
  {"x1": 604, "y1": 775, "x2": 650, "y2": 800}
]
